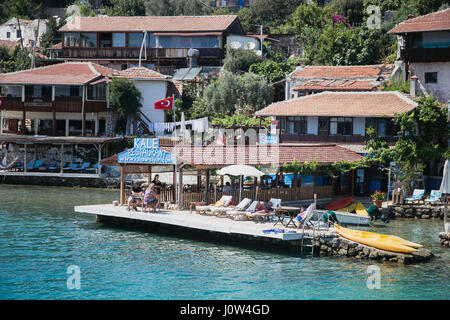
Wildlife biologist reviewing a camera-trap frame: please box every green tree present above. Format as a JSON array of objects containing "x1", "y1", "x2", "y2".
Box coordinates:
[
  {"x1": 104, "y1": 0, "x2": 146, "y2": 16},
  {"x1": 109, "y1": 78, "x2": 143, "y2": 117},
  {"x1": 223, "y1": 48, "x2": 263, "y2": 74},
  {"x1": 0, "y1": 46, "x2": 31, "y2": 72},
  {"x1": 144, "y1": 0, "x2": 214, "y2": 16},
  {"x1": 39, "y1": 16, "x2": 65, "y2": 55},
  {"x1": 249, "y1": 58, "x2": 299, "y2": 83},
  {"x1": 202, "y1": 71, "x2": 273, "y2": 116},
  {"x1": 1, "y1": 0, "x2": 34, "y2": 22}
]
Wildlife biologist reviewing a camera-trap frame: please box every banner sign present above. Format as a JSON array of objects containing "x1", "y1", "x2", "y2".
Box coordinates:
[
  {"x1": 259, "y1": 134, "x2": 278, "y2": 145},
  {"x1": 118, "y1": 138, "x2": 176, "y2": 164}
]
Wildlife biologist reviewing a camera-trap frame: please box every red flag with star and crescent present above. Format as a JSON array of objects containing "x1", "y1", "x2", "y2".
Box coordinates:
[{"x1": 154, "y1": 96, "x2": 173, "y2": 110}]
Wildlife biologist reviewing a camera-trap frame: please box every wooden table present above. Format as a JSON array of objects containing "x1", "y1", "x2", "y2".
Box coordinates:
[
  {"x1": 190, "y1": 201, "x2": 206, "y2": 214},
  {"x1": 274, "y1": 206, "x2": 300, "y2": 228}
]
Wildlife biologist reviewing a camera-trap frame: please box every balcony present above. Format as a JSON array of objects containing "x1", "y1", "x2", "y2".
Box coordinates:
[
  {"x1": 60, "y1": 47, "x2": 224, "y2": 60},
  {"x1": 280, "y1": 134, "x2": 398, "y2": 144},
  {"x1": 1, "y1": 97, "x2": 108, "y2": 113},
  {"x1": 400, "y1": 47, "x2": 450, "y2": 63}
]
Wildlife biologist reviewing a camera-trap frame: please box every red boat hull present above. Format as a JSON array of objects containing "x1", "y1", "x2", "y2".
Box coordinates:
[{"x1": 324, "y1": 197, "x2": 354, "y2": 211}]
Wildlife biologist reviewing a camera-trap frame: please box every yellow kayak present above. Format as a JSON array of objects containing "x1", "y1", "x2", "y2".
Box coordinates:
[
  {"x1": 355, "y1": 203, "x2": 368, "y2": 216},
  {"x1": 335, "y1": 224, "x2": 419, "y2": 253},
  {"x1": 337, "y1": 203, "x2": 357, "y2": 213}
]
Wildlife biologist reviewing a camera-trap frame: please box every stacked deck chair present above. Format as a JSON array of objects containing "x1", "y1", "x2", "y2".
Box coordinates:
[
  {"x1": 211, "y1": 198, "x2": 252, "y2": 217},
  {"x1": 246, "y1": 198, "x2": 282, "y2": 223},
  {"x1": 226, "y1": 200, "x2": 260, "y2": 221},
  {"x1": 195, "y1": 195, "x2": 233, "y2": 215}
]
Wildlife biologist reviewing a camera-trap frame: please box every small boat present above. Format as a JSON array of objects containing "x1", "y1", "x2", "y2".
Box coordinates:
[
  {"x1": 337, "y1": 202, "x2": 357, "y2": 213},
  {"x1": 333, "y1": 211, "x2": 371, "y2": 226},
  {"x1": 324, "y1": 197, "x2": 353, "y2": 211},
  {"x1": 335, "y1": 224, "x2": 419, "y2": 253}
]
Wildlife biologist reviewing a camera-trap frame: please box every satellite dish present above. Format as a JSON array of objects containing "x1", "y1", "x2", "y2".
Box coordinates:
[{"x1": 229, "y1": 42, "x2": 241, "y2": 49}]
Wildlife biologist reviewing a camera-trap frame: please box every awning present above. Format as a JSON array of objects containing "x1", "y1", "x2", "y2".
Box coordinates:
[
  {"x1": 153, "y1": 32, "x2": 222, "y2": 36},
  {"x1": 172, "y1": 67, "x2": 202, "y2": 81}
]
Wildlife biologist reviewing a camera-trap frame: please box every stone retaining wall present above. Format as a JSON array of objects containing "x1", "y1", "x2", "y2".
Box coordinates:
[
  {"x1": 389, "y1": 205, "x2": 448, "y2": 219},
  {"x1": 439, "y1": 232, "x2": 450, "y2": 247},
  {"x1": 312, "y1": 231, "x2": 433, "y2": 264}
]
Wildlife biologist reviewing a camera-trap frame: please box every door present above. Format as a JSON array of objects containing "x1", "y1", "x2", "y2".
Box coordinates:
[{"x1": 318, "y1": 117, "x2": 329, "y2": 136}]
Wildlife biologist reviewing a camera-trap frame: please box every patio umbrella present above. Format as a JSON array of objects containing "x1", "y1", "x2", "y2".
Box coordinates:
[
  {"x1": 217, "y1": 165, "x2": 264, "y2": 203},
  {"x1": 439, "y1": 160, "x2": 450, "y2": 233}
]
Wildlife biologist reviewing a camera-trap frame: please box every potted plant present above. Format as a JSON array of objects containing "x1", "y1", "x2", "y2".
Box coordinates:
[{"x1": 371, "y1": 190, "x2": 385, "y2": 207}]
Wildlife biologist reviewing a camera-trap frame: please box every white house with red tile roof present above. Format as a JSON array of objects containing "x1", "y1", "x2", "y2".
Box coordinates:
[
  {"x1": 111, "y1": 67, "x2": 171, "y2": 134},
  {"x1": 0, "y1": 18, "x2": 48, "y2": 48},
  {"x1": 388, "y1": 8, "x2": 450, "y2": 103},
  {"x1": 58, "y1": 15, "x2": 244, "y2": 69},
  {"x1": 285, "y1": 64, "x2": 394, "y2": 99},
  {"x1": 256, "y1": 91, "x2": 417, "y2": 145},
  {"x1": 0, "y1": 62, "x2": 116, "y2": 136}
]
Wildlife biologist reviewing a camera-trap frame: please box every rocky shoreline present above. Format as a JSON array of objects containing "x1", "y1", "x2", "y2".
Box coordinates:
[{"x1": 312, "y1": 231, "x2": 434, "y2": 264}]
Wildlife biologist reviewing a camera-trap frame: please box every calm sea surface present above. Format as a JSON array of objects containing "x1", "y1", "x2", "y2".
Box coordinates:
[{"x1": 0, "y1": 184, "x2": 449, "y2": 300}]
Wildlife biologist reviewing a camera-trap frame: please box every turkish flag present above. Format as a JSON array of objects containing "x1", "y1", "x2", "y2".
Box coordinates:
[{"x1": 154, "y1": 97, "x2": 173, "y2": 110}]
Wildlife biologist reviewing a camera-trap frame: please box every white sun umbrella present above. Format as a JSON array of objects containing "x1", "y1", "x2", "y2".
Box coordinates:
[
  {"x1": 439, "y1": 159, "x2": 450, "y2": 232},
  {"x1": 217, "y1": 165, "x2": 264, "y2": 203}
]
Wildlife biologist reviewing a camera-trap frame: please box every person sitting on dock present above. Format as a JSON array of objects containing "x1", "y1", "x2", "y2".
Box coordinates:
[
  {"x1": 367, "y1": 204, "x2": 390, "y2": 223},
  {"x1": 143, "y1": 183, "x2": 159, "y2": 213},
  {"x1": 127, "y1": 182, "x2": 144, "y2": 211}
]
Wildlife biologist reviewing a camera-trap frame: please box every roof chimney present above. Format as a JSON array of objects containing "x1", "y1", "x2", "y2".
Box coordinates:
[
  {"x1": 410, "y1": 75, "x2": 418, "y2": 98},
  {"x1": 187, "y1": 48, "x2": 200, "y2": 68}
]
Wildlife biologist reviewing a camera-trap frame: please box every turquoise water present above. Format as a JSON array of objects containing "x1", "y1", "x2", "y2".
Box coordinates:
[{"x1": 0, "y1": 184, "x2": 449, "y2": 300}]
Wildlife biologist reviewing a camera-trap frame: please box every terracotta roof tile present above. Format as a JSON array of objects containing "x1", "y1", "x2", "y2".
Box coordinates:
[
  {"x1": 294, "y1": 79, "x2": 379, "y2": 91},
  {"x1": 112, "y1": 67, "x2": 169, "y2": 80},
  {"x1": 388, "y1": 8, "x2": 450, "y2": 34},
  {"x1": 60, "y1": 15, "x2": 238, "y2": 32},
  {"x1": 0, "y1": 62, "x2": 116, "y2": 85},
  {"x1": 256, "y1": 91, "x2": 417, "y2": 117},
  {"x1": 291, "y1": 65, "x2": 391, "y2": 79}
]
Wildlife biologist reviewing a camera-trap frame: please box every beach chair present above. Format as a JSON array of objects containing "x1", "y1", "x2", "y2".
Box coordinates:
[
  {"x1": 86, "y1": 163, "x2": 101, "y2": 174},
  {"x1": 424, "y1": 190, "x2": 442, "y2": 204},
  {"x1": 64, "y1": 163, "x2": 80, "y2": 171},
  {"x1": 297, "y1": 202, "x2": 316, "y2": 229},
  {"x1": 32, "y1": 160, "x2": 43, "y2": 170},
  {"x1": 210, "y1": 198, "x2": 252, "y2": 217},
  {"x1": 226, "y1": 200, "x2": 260, "y2": 221},
  {"x1": 246, "y1": 198, "x2": 281, "y2": 223},
  {"x1": 403, "y1": 189, "x2": 425, "y2": 204},
  {"x1": 72, "y1": 162, "x2": 90, "y2": 173},
  {"x1": 195, "y1": 195, "x2": 233, "y2": 215}
]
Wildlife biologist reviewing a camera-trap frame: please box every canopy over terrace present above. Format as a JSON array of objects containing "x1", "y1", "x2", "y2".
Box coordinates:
[
  {"x1": 0, "y1": 134, "x2": 124, "y2": 177},
  {"x1": 103, "y1": 141, "x2": 363, "y2": 207}
]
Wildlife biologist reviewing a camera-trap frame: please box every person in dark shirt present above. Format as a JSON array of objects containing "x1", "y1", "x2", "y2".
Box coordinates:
[
  {"x1": 151, "y1": 174, "x2": 163, "y2": 195},
  {"x1": 127, "y1": 182, "x2": 144, "y2": 211}
]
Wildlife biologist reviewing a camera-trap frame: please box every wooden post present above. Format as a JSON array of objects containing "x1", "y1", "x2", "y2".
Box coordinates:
[
  {"x1": 231, "y1": 177, "x2": 235, "y2": 204},
  {"x1": 172, "y1": 165, "x2": 176, "y2": 203},
  {"x1": 60, "y1": 144, "x2": 64, "y2": 174},
  {"x1": 147, "y1": 165, "x2": 152, "y2": 186},
  {"x1": 197, "y1": 169, "x2": 201, "y2": 192},
  {"x1": 82, "y1": 85, "x2": 86, "y2": 137},
  {"x1": 22, "y1": 111, "x2": 26, "y2": 134},
  {"x1": 205, "y1": 170, "x2": 210, "y2": 205},
  {"x1": 120, "y1": 165, "x2": 125, "y2": 205},
  {"x1": 253, "y1": 177, "x2": 258, "y2": 200}
]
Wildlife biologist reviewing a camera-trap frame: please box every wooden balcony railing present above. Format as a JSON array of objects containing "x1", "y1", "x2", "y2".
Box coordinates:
[
  {"x1": 400, "y1": 47, "x2": 450, "y2": 62},
  {"x1": 280, "y1": 134, "x2": 398, "y2": 144},
  {"x1": 60, "y1": 47, "x2": 224, "y2": 59},
  {"x1": 1, "y1": 97, "x2": 108, "y2": 113}
]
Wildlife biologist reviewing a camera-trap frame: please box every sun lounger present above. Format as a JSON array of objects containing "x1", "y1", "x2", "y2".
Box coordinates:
[
  {"x1": 424, "y1": 190, "x2": 442, "y2": 204},
  {"x1": 246, "y1": 198, "x2": 281, "y2": 223},
  {"x1": 72, "y1": 162, "x2": 90, "y2": 172},
  {"x1": 210, "y1": 198, "x2": 252, "y2": 217},
  {"x1": 226, "y1": 200, "x2": 260, "y2": 220},
  {"x1": 85, "y1": 163, "x2": 101, "y2": 173},
  {"x1": 195, "y1": 195, "x2": 233, "y2": 215},
  {"x1": 297, "y1": 203, "x2": 316, "y2": 229},
  {"x1": 404, "y1": 189, "x2": 425, "y2": 204}
]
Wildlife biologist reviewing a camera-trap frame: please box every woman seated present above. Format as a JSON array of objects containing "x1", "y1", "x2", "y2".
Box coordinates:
[
  {"x1": 127, "y1": 182, "x2": 144, "y2": 211},
  {"x1": 143, "y1": 183, "x2": 159, "y2": 213}
]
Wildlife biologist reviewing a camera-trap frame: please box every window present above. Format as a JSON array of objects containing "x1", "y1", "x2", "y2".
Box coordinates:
[
  {"x1": 64, "y1": 33, "x2": 80, "y2": 47},
  {"x1": 112, "y1": 33, "x2": 126, "y2": 47},
  {"x1": 6, "y1": 32, "x2": 10, "y2": 39},
  {"x1": 16, "y1": 30, "x2": 21, "y2": 38},
  {"x1": 87, "y1": 84, "x2": 107, "y2": 101},
  {"x1": 99, "y1": 33, "x2": 112, "y2": 48},
  {"x1": 70, "y1": 86, "x2": 82, "y2": 97},
  {"x1": 425, "y1": 72, "x2": 437, "y2": 84},
  {"x1": 366, "y1": 118, "x2": 399, "y2": 137},
  {"x1": 81, "y1": 33, "x2": 97, "y2": 47},
  {"x1": 330, "y1": 117, "x2": 352, "y2": 135},
  {"x1": 286, "y1": 116, "x2": 307, "y2": 134},
  {"x1": 159, "y1": 36, "x2": 174, "y2": 48},
  {"x1": 129, "y1": 33, "x2": 143, "y2": 47}
]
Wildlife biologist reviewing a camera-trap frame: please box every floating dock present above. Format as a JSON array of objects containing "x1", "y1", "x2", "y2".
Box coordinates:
[{"x1": 75, "y1": 204, "x2": 434, "y2": 263}]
